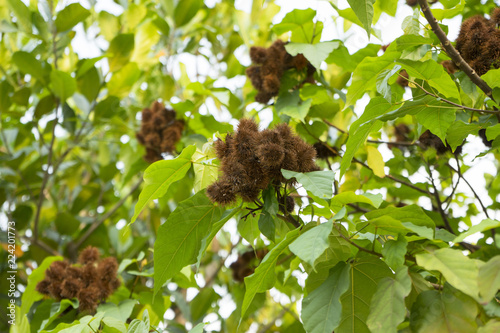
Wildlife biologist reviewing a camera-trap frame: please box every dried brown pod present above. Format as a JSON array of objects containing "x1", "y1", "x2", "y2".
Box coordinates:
[
  {"x1": 36, "y1": 247, "x2": 121, "y2": 314},
  {"x1": 246, "y1": 40, "x2": 316, "y2": 104},
  {"x1": 207, "y1": 119, "x2": 319, "y2": 205},
  {"x1": 136, "y1": 101, "x2": 184, "y2": 163}
]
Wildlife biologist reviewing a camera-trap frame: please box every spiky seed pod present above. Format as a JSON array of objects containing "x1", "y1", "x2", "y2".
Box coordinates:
[
  {"x1": 256, "y1": 143, "x2": 285, "y2": 168},
  {"x1": 279, "y1": 195, "x2": 295, "y2": 213},
  {"x1": 78, "y1": 246, "x2": 100, "y2": 265},
  {"x1": 207, "y1": 180, "x2": 237, "y2": 205},
  {"x1": 491, "y1": 7, "x2": 500, "y2": 27},
  {"x1": 406, "y1": 0, "x2": 418, "y2": 6},
  {"x1": 136, "y1": 101, "x2": 185, "y2": 162},
  {"x1": 77, "y1": 286, "x2": 100, "y2": 313},
  {"x1": 313, "y1": 142, "x2": 337, "y2": 159},
  {"x1": 60, "y1": 279, "x2": 82, "y2": 299},
  {"x1": 249, "y1": 46, "x2": 267, "y2": 64}
]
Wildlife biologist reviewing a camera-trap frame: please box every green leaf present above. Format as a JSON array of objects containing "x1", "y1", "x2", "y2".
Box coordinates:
[
  {"x1": 301, "y1": 262, "x2": 350, "y2": 333},
  {"x1": 431, "y1": 0, "x2": 465, "y2": 20},
  {"x1": 346, "y1": 0, "x2": 375, "y2": 37},
  {"x1": 131, "y1": 145, "x2": 195, "y2": 224},
  {"x1": 478, "y1": 320, "x2": 500, "y2": 333},
  {"x1": 416, "y1": 248, "x2": 481, "y2": 300},
  {"x1": 192, "y1": 143, "x2": 218, "y2": 193},
  {"x1": 345, "y1": 50, "x2": 400, "y2": 107},
  {"x1": 272, "y1": 9, "x2": 321, "y2": 43},
  {"x1": 281, "y1": 169, "x2": 335, "y2": 198},
  {"x1": 415, "y1": 103, "x2": 456, "y2": 144},
  {"x1": 6, "y1": 0, "x2": 32, "y2": 32},
  {"x1": 376, "y1": 65, "x2": 401, "y2": 102},
  {"x1": 395, "y1": 35, "x2": 434, "y2": 51},
  {"x1": 289, "y1": 220, "x2": 333, "y2": 269},
  {"x1": 96, "y1": 300, "x2": 137, "y2": 322},
  {"x1": 336, "y1": 257, "x2": 392, "y2": 333},
  {"x1": 366, "y1": 146, "x2": 385, "y2": 178},
  {"x1": 241, "y1": 228, "x2": 300, "y2": 318},
  {"x1": 330, "y1": 191, "x2": 383, "y2": 211},
  {"x1": 275, "y1": 90, "x2": 312, "y2": 122},
  {"x1": 285, "y1": 41, "x2": 340, "y2": 69},
  {"x1": 453, "y1": 219, "x2": 500, "y2": 243},
  {"x1": 478, "y1": 255, "x2": 500, "y2": 302},
  {"x1": 364, "y1": 205, "x2": 435, "y2": 238},
  {"x1": 446, "y1": 121, "x2": 480, "y2": 152},
  {"x1": 50, "y1": 70, "x2": 76, "y2": 101},
  {"x1": 107, "y1": 34, "x2": 135, "y2": 72},
  {"x1": 486, "y1": 123, "x2": 500, "y2": 141},
  {"x1": 366, "y1": 267, "x2": 412, "y2": 333},
  {"x1": 409, "y1": 285, "x2": 478, "y2": 333},
  {"x1": 131, "y1": 20, "x2": 161, "y2": 68},
  {"x1": 12, "y1": 51, "x2": 44, "y2": 81},
  {"x1": 54, "y1": 3, "x2": 90, "y2": 32},
  {"x1": 154, "y1": 191, "x2": 224, "y2": 295},
  {"x1": 127, "y1": 319, "x2": 149, "y2": 333},
  {"x1": 174, "y1": 0, "x2": 203, "y2": 27},
  {"x1": 339, "y1": 120, "x2": 382, "y2": 180},
  {"x1": 107, "y1": 62, "x2": 141, "y2": 98},
  {"x1": 21, "y1": 256, "x2": 63, "y2": 316},
  {"x1": 482, "y1": 68, "x2": 500, "y2": 89},
  {"x1": 381, "y1": 235, "x2": 408, "y2": 270}
]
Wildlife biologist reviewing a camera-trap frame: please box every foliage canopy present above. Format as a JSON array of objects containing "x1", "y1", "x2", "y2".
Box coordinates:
[{"x1": 1, "y1": 0, "x2": 500, "y2": 332}]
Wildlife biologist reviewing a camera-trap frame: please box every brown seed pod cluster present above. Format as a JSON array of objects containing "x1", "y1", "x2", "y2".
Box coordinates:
[
  {"x1": 455, "y1": 8, "x2": 500, "y2": 76},
  {"x1": 246, "y1": 40, "x2": 316, "y2": 104},
  {"x1": 229, "y1": 249, "x2": 268, "y2": 282},
  {"x1": 207, "y1": 119, "x2": 320, "y2": 205},
  {"x1": 136, "y1": 101, "x2": 185, "y2": 163},
  {"x1": 36, "y1": 246, "x2": 120, "y2": 313},
  {"x1": 418, "y1": 130, "x2": 462, "y2": 155}
]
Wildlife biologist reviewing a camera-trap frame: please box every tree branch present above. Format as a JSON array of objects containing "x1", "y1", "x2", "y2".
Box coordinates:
[
  {"x1": 417, "y1": 0, "x2": 495, "y2": 101},
  {"x1": 68, "y1": 178, "x2": 143, "y2": 259}
]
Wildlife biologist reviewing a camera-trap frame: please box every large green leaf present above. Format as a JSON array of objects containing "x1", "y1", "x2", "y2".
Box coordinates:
[
  {"x1": 241, "y1": 228, "x2": 300, "y2": 318},
  {"x1": 285, "y1": 41, "x2": 340, "y2": 69},
  {"x1": 12, "y1": 51, "x2": 44, "y2": 81},
  {"x1": 453, "y1": 219, "x2": 500, "y2": 243},
  {"x1": 345, "y1": 47, "x2": 400, "y2": 107},
  {"x1": 381, "y1": 235, "x2": 408, "y2": 270},
  {"x1": 21, "y1": 256, "x2": 63, "y2": 316},
  {"x1": 416, "y1": 248, "x2": 481, "y2": 300},
  {"x1": 50, "y1": 70, "x2": 77, "y2": 101},
  {"x1": 107, "y1": 62, "x2": 141, "y2": 98},
  {"x1": 154, "y1": 191, "x2": 224, "y2": 295},
  {"x1": 174, "y1": 0, "x2": 203, "y2": 27},
  {"x1": 446, "y1": 121, "x2": 481, "y2": 152},
  {"x1": 281, "y1": 169, "x2": 335, "y2": 198},
  {"x1": 55, "y1": 3, "x2": 90, "y2": 32},
  {"x1": 301, "y1": 262, "x2": 350, "y2": 333},
  {"x1": 479, "y1": 320, "x2": 500, "y2": 333},
  {"x1": 478, "y1": 255, "x2": 500, "y2": 303},
  {"x1": 365, "y1": 205, "x2": 436, "y2": 237},
  {"x1": 289, "y1": 220, "x2": 333, "y2": 269},
  {"x1": 409, "y1": 286, "x2": 478, "y2": 333},
  {"x1": 131, "y1": 20, "x2": 161, "y2": 68},
  {"x1": 366, "y1": 267, "x2": 412, "y2": 333},
  {"x1": 346, "y1": 0, "x2": 375, "y2": 37},
  {"x1": 336, "y1": 257, "x2": 392, "y2": 333},
  {"x1": 131, "y1": 145, "x2": 195, "y2": 224},
  {"x1": 415, "y1": 104, "x2": 456, "y2": 143},
  {"x1": 339, "y1": 120, "x2": 382, "y2": 180},
  {"x1": 272, "y1": 9, "x2": 321, "y2": 43},
  {"x1": 107, "y1": 34, "x2": 135, "y2": 72},
  {"x1": 191, "y1": 143, "x2": 218, "y2": 193},
  {"x1": 330, "y1": 191, "x2": 383, "y2": 211},
  {"x1": 6, "y1": 0, "x2": 31, "y2": 32}
]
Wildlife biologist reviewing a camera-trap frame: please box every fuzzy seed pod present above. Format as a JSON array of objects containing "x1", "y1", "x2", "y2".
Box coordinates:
[{"x1": 78, "y1": 246, "x2": 100, "y2": 265}]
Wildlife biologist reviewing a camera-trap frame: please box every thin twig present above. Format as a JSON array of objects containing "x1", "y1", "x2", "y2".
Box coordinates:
[
  {"x1": 411, "y1": 79, "x2": 498, "y2": 114},
  {"x1": 417, "y1": 0, "x2": 495, "y2": 101},
  {"x1": 33, "y1": 102, "x2": 60, "y2": 241},
  {"x1": 69, "y1": 178, "x2": 143, "y2": 258}
]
